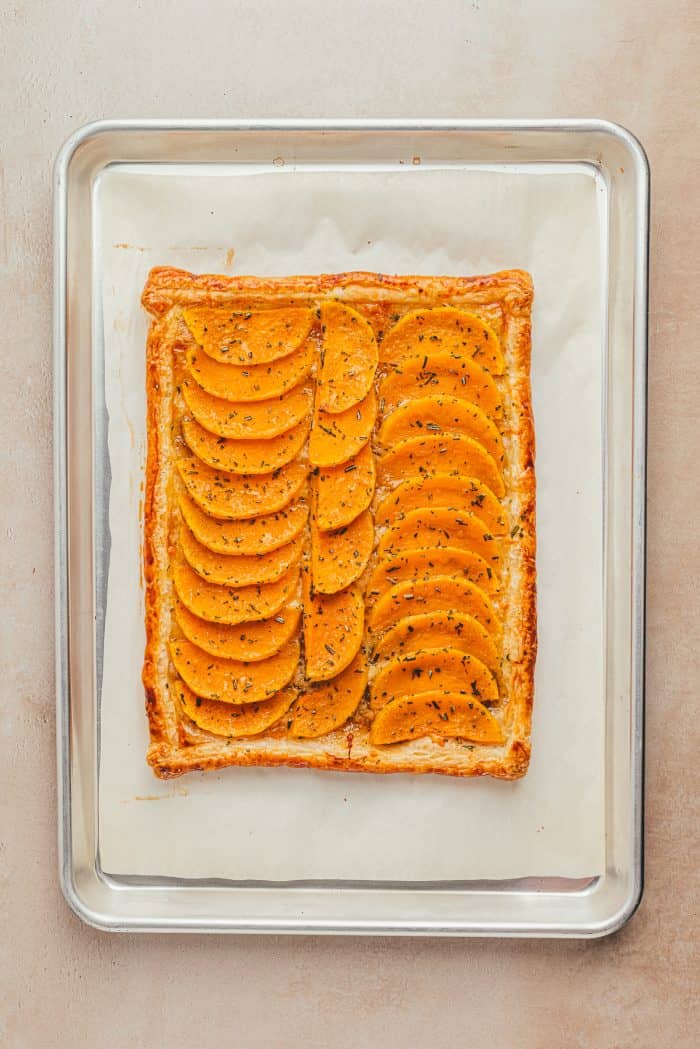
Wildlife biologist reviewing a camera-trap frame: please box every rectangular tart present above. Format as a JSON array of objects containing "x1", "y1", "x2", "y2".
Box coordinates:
[{"x1": 141, "y1": 268, "x2": 536, "y2": 779}]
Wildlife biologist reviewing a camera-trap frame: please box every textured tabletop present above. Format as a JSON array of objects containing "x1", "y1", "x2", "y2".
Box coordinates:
[{"x1": 1, "y1": 1, "x2": 698, "y2": 1046}]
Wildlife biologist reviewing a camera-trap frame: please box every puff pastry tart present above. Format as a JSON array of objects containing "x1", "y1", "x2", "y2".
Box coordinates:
[{"x1": 141, "y1": 268, "x2": 536, "y2": 779}]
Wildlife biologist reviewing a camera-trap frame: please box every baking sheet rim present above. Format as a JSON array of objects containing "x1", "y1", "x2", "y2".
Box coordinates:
[{"x1": 53, "y1": 118, "x2": 648, "y2": 936}]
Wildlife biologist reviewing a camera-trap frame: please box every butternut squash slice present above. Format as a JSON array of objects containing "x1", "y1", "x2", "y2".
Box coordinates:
[
  {"x1": 370, "y1": 647, "x2": 498, "y2": 709},
  {"x1": 378, "y1": 395, "x2": 503, "y2": 463},
  {"x1": 367, "y1": 576, "x2": 502, "y2": 637},
  {"x1": 373, "y1": 611, "x2": 499, "y2": 674},
  {"x1": 180, "y1": 525, "x2": 303, "y2": 587},
  {"x1": 314, "y1": 442, "x2": 375, "y2": 531},
  {"x1": 365, "y1": 546, "x2": 498, "y2": 603},
  {"x1": 380, "y1": 307, "x2": 504, "y2": 375},
  {"x1": 377, "y1": 434, "x2": 504, "y2": 498},
  {"x1": 311, "y1": 510, "x2": 374, "y2": 594},
  {"x1": 175, "y1": 598, "x2": 302, "y2": 663},
  {"x1": 379, "y1": 351, "x2": 503, "y2": 418},
  {"x1": 182, "y1": 379, "x2": 312, "y2": 439},
  {"x1": 186, "y1": 339, "x2": 315, "y2": 402},
  {"x1": 174, "y1": 561, "x2": 298, "y2": 626},
  {"x1": 317, "y1": 301, "x2": 378, "y2": 413},
  {"x1": 303, "y1": 573, "x2": 364, "y2": 682},
  {"x1": 378, "y1": 507, "x2": 502, "y2": 567},
  {"x1": 170, "y1": 638, "x2": 299, "y2": 704},
  {"x1": 308, "y1": 387, "x2": 377, "y2": 467},
  {"x1": 374, "y1": 474, "x2": 506, "y2": 535},
  {"x1": 176, "y1": 457, "x2": 307, "y2": 520},
  {"x1": 177, "y1": 679, "x2": 295, "y2": 738},
  {"x1": 182, "y1": 415, "x2": 310, "y2": 475},
  {"x1": 288, "y1": 653, "x2": 368, "y2": 738},
  {"x1": 369, "y1": 692, "x2": 504, "y2": 746},
  {"x1": 179, "y1": 491, "x2": 307, "y2": 556},
  {"x1": 183, "y1": 306, "x2": 314, "y2": 365}
]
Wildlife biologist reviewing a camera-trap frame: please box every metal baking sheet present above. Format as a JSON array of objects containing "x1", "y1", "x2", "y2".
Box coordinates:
[{"x1": 53, "y1": 119, "x2": 648, "y2": 936}]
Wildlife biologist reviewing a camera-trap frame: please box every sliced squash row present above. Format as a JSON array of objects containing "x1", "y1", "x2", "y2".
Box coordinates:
[
  {"x1": 172, "y1": 306, "x2": 314, "y2": 737},
  {"x1": 300, "y1": 302, "x2": 379, "y2": 730},
  {"x1": 368, "y1": 308, "x2": 510, "y2": 747}
]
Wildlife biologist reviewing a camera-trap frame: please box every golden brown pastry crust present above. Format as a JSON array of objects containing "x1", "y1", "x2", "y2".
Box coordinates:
[{"x1": 142, "y1": 267, "x2": 536, "y2": 780}]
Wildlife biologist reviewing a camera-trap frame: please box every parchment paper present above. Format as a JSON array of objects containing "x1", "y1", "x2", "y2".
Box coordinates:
[{"x1": 97, "y1": 163, "x2": 605, "y2": 880}]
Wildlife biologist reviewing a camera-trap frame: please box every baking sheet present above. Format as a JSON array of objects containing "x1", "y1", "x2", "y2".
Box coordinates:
[{"x1": 97, "y1": 164, "x2": 605, "y2": 881}]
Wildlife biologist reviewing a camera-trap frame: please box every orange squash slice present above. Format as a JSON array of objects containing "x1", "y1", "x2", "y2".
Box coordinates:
[
  {"x1": 308, "y1": 387, "x2": 377, "y2": 467},
  {"x1": 180, "y1": 525, "x2": 303, "y2": 587},
  {"x1": 317, "y1": 301, "x2": 378, "y2": 413},
  {"x1": 311, "y1": 510, "x2": 374, "y2": 594},
  {"x1": 369, "y1": 691, "x2": 504, "y2": 745},
  {"x1": 365, "y1": 547, "x2": 498, "y2": 602},
  {"x1": 370, "y1": 647, "x2": 498, "y2": 708},
  {"x1": 173, "y1": 561, "x2": 298, "y2": 626},
  {"x1": 374, "y1": 474, "x2": 506, "y2": 535},
  {"x1": 178, "y1": 492, "x2": 307, "y2": 556},
  {"x1": 182, "y1": 379, "x2": 312, "y2": 439},
  {"x1": 380, "y1": 307, "x2": 504, "y2": 375},
  {"x1": 377, "y1": 434, "x2": 504, "y2": 498},
  {"x1": 182, "y1": 415, "x2": 310, "y2": 475},
  {"x1": 170, "y1": 638, "x2": 299, "y2": 704},
  {"x1": 186, "y1": 339, "x2": 315, "y2": 402},
  {"x1": 367, "y1": 576, "x2": 501, "y2": 637},
  {"x1": 303, "y1": 572, "x2": 364, "y2": 682},
  {"x1": 289, "y1": 653, "x2": 368, "y2": 738},
  {"x1": 378, "y1": 507, "x2": 501, "y2": 566},
  {"x1": 177, "y1": 680, "x2": 295, "y2": 738},
  {"x1": 378, "y1": 395, "x2": 503, "y2": 463},
  {"x1": 176, "y1": 457, "x2": 307, "y2": 520},
  {"x1": 175, "y1": 598, "x2": 302, "y2": 663},
  {"x1": 379, "y1": 351, "x2": 503, "y2": 418},
  {"x1": 314, "y1": 443, "x2": 375, "y2": 531},
  {"x1": 183, "y1": 306, "x2": 314, "y2": 365},
  {"x1": 373, "y1": 612, "x2": 500, "y2": 674}
]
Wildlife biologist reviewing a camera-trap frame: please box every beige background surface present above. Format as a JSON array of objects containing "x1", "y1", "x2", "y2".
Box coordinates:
[{"x1": 1, "y1": 1, "x2": 698, "y2": 1046}]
